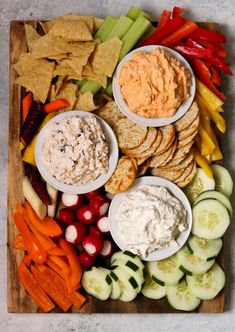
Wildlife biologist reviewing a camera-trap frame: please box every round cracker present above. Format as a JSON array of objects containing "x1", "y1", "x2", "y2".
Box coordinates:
[
  {"x1": 160, "y1": 152, "x2": 194, "y2": 171},
  {"x1": 104, "y1": 156, "x2": 136, "y2": 194},
  {"x1": 115, "y1": 118, "x2": 148, "y2": 150},
  {"x1": 177, "y1": 115, "x2": 199, "y2": 141},
  {"x1": 177, "y1": 162, "x2": 197, "y2": 188},
  {"x1": 136, "y1": 156, "x2": 149, "y2": 166},
  {"x1": 150, "y1": 139, "x2": 177, "y2": 168},
  {"x1": 172, "y1": 140, "x2": 194, "y2": 161},
  {"x1": 123, "y1": 127, "x2": 157, "y2": 156},
  {"x1": 151, "y1": 166, "x2": 185, "y2": 182},
  {"x1": 130, "y1": 158, "x2": 138, "y2": 172},
  {"x1": 174, "y1": 101, "x2": 199, "y2": 132},
  {"x1": 95, "y1": 100, "x2": 125, "y2": 128},
  {"x1": 174, "y1": 160, "x2": 194, "y2": 183},
  {"x1": 137, "y1": 158, "x2": 150, "y2": 177},
  {"x1": 154, "y1": 124, "x2": 175, "y2": 155}
]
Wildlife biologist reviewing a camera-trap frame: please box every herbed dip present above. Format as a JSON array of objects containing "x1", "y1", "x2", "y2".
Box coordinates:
[
  {"x1": 116, "y1": 185, "x2": 187, "y2": 257},
  {"x1": 43, "y1": 115, "x2": 109, "y2": 185},
  {"x1": 118, "y1": 48, "x2": 191, "y2": 118}
]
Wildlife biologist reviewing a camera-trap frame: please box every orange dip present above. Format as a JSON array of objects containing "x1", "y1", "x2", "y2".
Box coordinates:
[{"x1": 118, "y1": 48, "x2": 191, "y2": 118}]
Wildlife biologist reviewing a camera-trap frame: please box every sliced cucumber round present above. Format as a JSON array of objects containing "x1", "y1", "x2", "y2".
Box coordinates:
[
  {"x1": 167, "y1": 280, "x2": 201, "y2": 311},
  {"x1": 81, "y1": 267, "x2": 112, "y2": 300},
  {"x1": 211, "y1": 164, "x2": 233, "y2": 198},
  {"x1": 187, "y1": 235, "x2": 222, "y2": 261},
  {"x1": 141, "y1": 272, "x2": 166, "y2": 300},
  {"x1": 109, "y1": 270, "x2": 122, "y2": 299},
  {"x1": 194, "y1": 190, "x2": 233, "y2": 217},
  {"x1": 111, "y1": 251, "x2": 144, "y2": 271},
  {"x1": 192, "y1": 199, "x2": 230, "y2": 239},
  {"x1": 147, "y1": 255, "x2": 184, "y2": 286},
  {"x1": 177, "y1": 245, "x2": 215, "y2": 275},
  {"x1": 184, "y1": 168, "x2": 215, "y2": 204},
  {"x1": 111, "y1": 266, "x2": 138, "y2": 302},
  {"x1": 186, "y1": 263, "x2": 225, "y2": 300},
  {"x1": 111, "y1": 258, "x2": 144, "y2": 293}
]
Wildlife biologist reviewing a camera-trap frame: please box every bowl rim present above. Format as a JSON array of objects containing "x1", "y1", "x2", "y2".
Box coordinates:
[
  {"x1": 108, "y1": 176, "x2": 192, "y2": 261},
  {"x1": 113, "y1": 45, "x2": 196, "y2": 128},
  {"x1": 35, "y1": 110, "x2": 119, "y2": 194}
]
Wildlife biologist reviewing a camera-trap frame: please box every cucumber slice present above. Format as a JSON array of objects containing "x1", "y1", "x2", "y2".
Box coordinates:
[
  {"x1": 109, "y1": 271, "x2": 122, "y2": 299},
  {"x1": 186, "y1": 263, "x2": 225, "y2": 300},
  {"x1": 141, "y1": 272, "x2": 166, "y2": 300},
  {"x1": 211, "y1": 164, "x2": 233, "y2": 198},
  {"x1": 187, "y1": 235, "x2": 222, "y2": 260},
  {"x1": 111, "y1": 266, "x2": 138, "y2": 302},
  {"x1": 167, "y1": 280, "x2": 201, "y2": 311},
  {"x1": 81, "y1": 267, "x2": 111, "y2": 300},
  {"x1": 177, "y1": 246, "x2": 215, "y2": 275},
  {"x1": 147, "y1": 255, "x2": 184, "y2": 286},
  {"x1": 184, "y1": 168, "x2": 215, "y2": 204},
  {"x1": 111, "y1": 251, "x2": 144, "y2": 271},
  {"x1": 111, "y1": 258, "x2": 144, "y2": 292},
  {"x1": 194, "y1": 190, "x2": 233, "y2": 217},
  {"x1": 192, "y1": 199, "x2": 230, "y2": 239}
]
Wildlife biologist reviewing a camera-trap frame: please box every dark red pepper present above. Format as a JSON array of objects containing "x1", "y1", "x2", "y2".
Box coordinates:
[
  {"x1": 190, "y1": 28, "x2": 227, "y2": 44},
  {"x1": 172, "y1": 6, "x2": 184, "y2": 18},
  {"x1": 157, "y1": 10, "x2": 171, "y2": 29},
  {"x1": 210, "y1": 66, "x2": 222, "y2": 87},
  {"x1": 173, "y1": 44, "x2": 213, "y2": 59},
  {"x1": 160, "y1": 20, "x2": 199, "y2": 46}
]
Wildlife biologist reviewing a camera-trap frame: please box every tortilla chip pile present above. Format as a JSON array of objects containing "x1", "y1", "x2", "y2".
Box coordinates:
[{"x1": 14, "y1": 14, "x2": 123, "y2": 111}]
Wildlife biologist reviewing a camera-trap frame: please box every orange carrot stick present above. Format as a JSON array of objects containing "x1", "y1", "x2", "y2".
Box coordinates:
[
  {"x1": 22, "y1": 92, "x2": 33, "y2": 122},
  {"x1": 45, "y1": 257, "x2": 64, "y2": 277},
  {"x1": 48, "y1": 255, "x2": 71, "y2": 276},
  {"x1": 42, "y1": 99, "x2": 70, "y2": 113},
  {"x1": 15, "y1": 234, "x2": 26, "y2": 250},
  {"x1": 47, "y1": 247, "x2": 66, "y2": 256}
]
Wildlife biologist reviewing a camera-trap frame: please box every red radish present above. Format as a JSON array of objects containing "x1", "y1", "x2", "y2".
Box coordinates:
[
  {"x1": 89, "y1": 225, "x2": 102, "y2": 237},
  {"x1": 65, "y1": 222, "x2": 87, "y2": 245},
  {"x1": 85, "y1": 189, "x2": 101, "y2": 200},
  {"x1": 62, "y1": 193, "x2": 84, "y2": 209},
  {"x1": 59, "y1": 208, "x2": 75, "y2": 224},
  {"x1": 83, "y1": 234, "x2": 103, "y2": 256},
  {"x1": 90, "y1": 196, "x2": 109, "y2": 217},
  {"x1": 100, "y1": 239, "x2": 115, "y2": 258},
  {"x1": 76, "y1": 205, "x2": 95, "y2": 224},
  {"x1": 79, "y1": 251, "x2": 96, "y2": 268},
  {"x1": 96, "y1": 216, "x2": 110, "y2": 234}
]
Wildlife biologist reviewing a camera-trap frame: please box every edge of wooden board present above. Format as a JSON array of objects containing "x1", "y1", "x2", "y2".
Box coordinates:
[{"x1": 7, "y1": 20, "x2": 224, "y2": 313}]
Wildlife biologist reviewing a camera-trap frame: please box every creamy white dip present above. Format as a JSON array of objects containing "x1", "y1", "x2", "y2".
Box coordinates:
[
  {"x1": 116, "y1": 185, "x2": 187, "y2": 257},
  {"x1": 43, "y1": 115, "x2": 109, "y2": 185}
]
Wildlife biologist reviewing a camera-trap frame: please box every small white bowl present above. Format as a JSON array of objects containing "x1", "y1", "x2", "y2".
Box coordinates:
[
  {"x1": 35, "y1": 111, "x2": 119, "y2": 194},
  {"x1": 113, "y1": 45, "x2": 196, "y2": 127},
  {"x1": 108, "y1": 176, "x2": 192, "y2": 261}
]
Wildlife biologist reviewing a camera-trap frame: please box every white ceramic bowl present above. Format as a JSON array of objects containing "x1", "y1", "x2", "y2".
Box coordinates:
[
  {"x1": 113, "y1": 45, "x2": 196, "y2": 127},
  {"x1": 108, "y1": 176, "x2": 192, "y2": 261},
  {"x1": 35, "y1": 111, "x2": 119, "y2": 194}
]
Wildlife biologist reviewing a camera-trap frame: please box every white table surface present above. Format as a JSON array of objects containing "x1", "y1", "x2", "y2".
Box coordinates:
[{"x1": 0, "y1": 0, "x2": 235, "y2": 331}]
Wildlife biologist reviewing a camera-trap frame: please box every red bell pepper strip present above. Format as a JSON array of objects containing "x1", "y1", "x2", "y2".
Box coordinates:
[
  {"x1": 42, "y1": 99, "x2": 70, "y2": 114},
  {"x1": 22, "y1": 92, "x2": 33, "y2": 123},
  {"x1": 210, "y1": 66, "x2": 222, "y2": 86},
  {"x1": 160, "y1": 20, "x2": 199, "y2": 46},
  {"x1": 18, "y1": 257, "x2": 55, "y2": 312},
  {"x1": 157, "y1": 10, "x2": 171, "y2": 29},
  {"x1": 173, "y1": 44, "x2": 213, "y2": 59},
  {"x1": 172, "y1": 6, "x2": 184, "y2": 18},
  {"x1": 185, "y1": 37, "x2": 205, "y2": 49},
  {"x1": 13, "y1": 212, "x2": 47, "y2": 264},
  {"x1": 59, "y1": 239, "x2": 83, "y2": 294},
  {"x1": 193, "y1": 59, "x2": 225, "y2": 101},
  {"x1": 191, "y1": 38, "x2": 228, "y2": 58},
  {"x1": 207, "y1": 55, "x2": 232, "y2": 75},
  {"x1": 190, "y1": 28, "x2": 227, "y2": 44},
  {"x1": 142, "y1": 15, "x2": 185, "y2": 46}
]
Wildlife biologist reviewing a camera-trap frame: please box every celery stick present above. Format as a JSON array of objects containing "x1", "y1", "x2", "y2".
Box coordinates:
[
  {"x1": 138, "y1": 11, "x2": 151, "y2": 21},
  {"x1": 105, "y1": 82, "x2": 113, "y2": 97},
  {"x1": 119, "y1": 16, "x2": 151, "y2": 60},
  {"x1": 127, "y1": 6, "x2": 142, "y2": 20},
  {"x1": 136, "y1": 24, "x2": 156, "y2": 47},
  {"x1": 94, "y1": 16, "x2": 117, "y2": 42},
  {"x1": 80, "y1": 80, "x2": 101, "y2": 95},
  {"x1": 73, "y1": 79, "x2": 87, "y2": 89},
  {"x1": 107, "y1": 16, "x2": 133, "y2": 40}
]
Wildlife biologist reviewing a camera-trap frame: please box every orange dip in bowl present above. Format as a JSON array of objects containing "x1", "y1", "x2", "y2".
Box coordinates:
[{"x1": 118, "y1": 48, "x2": 191, "y2": 118}]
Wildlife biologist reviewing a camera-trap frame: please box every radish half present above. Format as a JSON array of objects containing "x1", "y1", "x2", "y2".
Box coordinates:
[
  {"x1": 65, "y1": 223, "x2": 87, "y2": 244},
  {"x1": 100, "y1": 239, "x2": 115, "y2": 258},
  {"x1": 96, "y1": 216, "x2": 110, "y2": 234},
  {"x1": 76, "y1": 205, "x2": 95, "y2": 224},
  {"x1": 83, "y1": 234, "x2": 103, "y2": 256},
  {"x1": 90, "y1": 196, "x2": 109, "y2": 216},
  {"x1": 62, "y1": 193, "x2": 84, "y2": 209}
]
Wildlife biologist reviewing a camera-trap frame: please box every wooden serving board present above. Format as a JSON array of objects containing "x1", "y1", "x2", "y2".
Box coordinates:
[{"x1": 8, "y1": 20, "x2": 224, "y2": 313}]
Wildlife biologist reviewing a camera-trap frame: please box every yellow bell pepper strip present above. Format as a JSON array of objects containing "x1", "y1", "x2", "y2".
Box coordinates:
[
  {"x1": 196, "y1": 79, "x2": 224, "y2": 110},
  {"x1": 198, "y1": 124, "x2": 215, "y2": 155},
  {"x1": 19, "y1": 141, "x2": 25, "y2": 152},
  {"x1": 18, "y1": 257, "x2": 55, "y2": 312},
  {"x1": 194, "y1": 134, "x2": 201, "y2": 151},
  {"x1": 216, "y1": 106, "x2": 224, "y2": 113},
  {"x1": 22, "y1": 112, "x2": 57, "y2": 166},
  {"x1": 192, "y1": 148, "x2": 213, "y2": 178},
  {"x1": 210, "y1": 128, "x2": 223, "y2": 161}
]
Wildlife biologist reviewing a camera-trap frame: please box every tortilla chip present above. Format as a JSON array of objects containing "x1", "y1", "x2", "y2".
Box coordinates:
[
  {"x1": 48, "y1": 84, "x2": 56, "y2": 102},
  {"x1": 74, "y1": 91, "x2": 98, "y2": 112},
  {"x1": 49, "y1": 20, "x2": 92, "y2": 42},
  {"x1": 90, "y1": 37, "x2": 122, "y2": 77},
  {"x1": 57, "y1": 14, "x2": 94, "y2": 33},
  {"x1": 67, "y1": 41, "x2": 95, "y2": 57},
  {"x1": 65, "y1": 55, "x2": 90, "y2": 75},
  {"x1": 82, "y1": 63, "x2": 107, "y2": 88},
  {"x1": 24, "y1": 24, "x2": 40, "y2": 52},
  {"x1": 39, "y1": 21, "x2": 54, "y2": 34},
  {"x1": 55, "y1": 82, "x2": 77, "y2": 111},
  {"x1": 93, "y1": 17, "x2": 104, "y2": 32},
  {"x1": 48, "y1": 54, "x2": 68, "y2": 61},
  {"x1": 55, "y1": 75, "x2": 67, "y2": 95},
  {"x1": 31, "y1": 34, "x2": 69, "y2": 58},
  {"x1": 53, "y1": 60, "x2": 82, "y2": 77}
]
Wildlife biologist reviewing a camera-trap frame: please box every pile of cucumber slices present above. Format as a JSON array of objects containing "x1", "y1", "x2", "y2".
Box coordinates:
[{"x1": 82, "y1": 165, "x2": 233, "y2": 311}]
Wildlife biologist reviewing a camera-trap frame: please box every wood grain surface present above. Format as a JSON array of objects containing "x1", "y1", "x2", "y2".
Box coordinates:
[{"x1": 7, "y1": 20, "x2": 224, "y2": 313}]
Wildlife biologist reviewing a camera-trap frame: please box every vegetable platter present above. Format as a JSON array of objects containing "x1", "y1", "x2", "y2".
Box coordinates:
[{"x1": 8, "y1": 5, "x2": 232, "y2": 313}]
